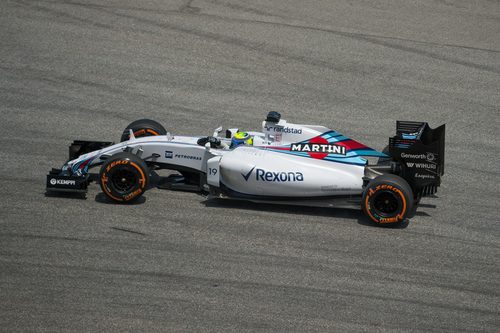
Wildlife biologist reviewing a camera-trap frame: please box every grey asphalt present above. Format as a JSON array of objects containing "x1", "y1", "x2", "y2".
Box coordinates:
[{"x1": 1, "y1": 0, "x2": 499, "y2": 332}]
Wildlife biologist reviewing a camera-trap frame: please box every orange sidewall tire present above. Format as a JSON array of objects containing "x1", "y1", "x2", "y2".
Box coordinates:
[
  {"x1": 362, "y1": 175, "x2": 413, "y2": 225},
  {"x1": 99, "y1": 155, "x2": 148, "y2": 203},
  {"x1": 364, "y1": 185, "x2": 407, "y2": 224}
]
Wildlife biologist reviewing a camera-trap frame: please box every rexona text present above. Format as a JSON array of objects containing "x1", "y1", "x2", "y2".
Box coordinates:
[{"x1": 256, "y1": 169, "x2": 304, "y2": 182}]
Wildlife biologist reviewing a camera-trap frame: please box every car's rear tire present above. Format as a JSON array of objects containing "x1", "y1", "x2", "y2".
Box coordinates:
[
  {"x1": 120, "y1": 119, "x2": 167, "y2": 142},
  {"x1": 362, "y1": 174, "x2": 414, "y2": 226},
  {"x1": 99, "y1": 152, "x2": 149, "y2": 203}
]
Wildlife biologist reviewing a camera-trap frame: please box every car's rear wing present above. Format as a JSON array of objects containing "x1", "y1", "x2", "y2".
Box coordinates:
[{"x1": 389, "y1": 121, "x2": 445, "y2": 197}]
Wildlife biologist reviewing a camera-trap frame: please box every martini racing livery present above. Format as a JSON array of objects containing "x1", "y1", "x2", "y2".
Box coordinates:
[{"x1": 46, "y1": 112, "x2": 445, "y2": 226}]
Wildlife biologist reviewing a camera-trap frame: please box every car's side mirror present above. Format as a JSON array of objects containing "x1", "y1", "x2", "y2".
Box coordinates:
[{"x1": 213, "y1": 126, "x2": 223, "y2": 137}]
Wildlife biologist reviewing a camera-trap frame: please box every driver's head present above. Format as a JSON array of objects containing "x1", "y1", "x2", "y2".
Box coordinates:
[{"x1": 231, "y1": 131, "x2": 253, "y2": 147}]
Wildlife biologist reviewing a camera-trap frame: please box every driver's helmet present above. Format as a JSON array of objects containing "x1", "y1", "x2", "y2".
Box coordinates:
[{"x1": 231, "y1": 131, "x2": 253, "y2": 148}]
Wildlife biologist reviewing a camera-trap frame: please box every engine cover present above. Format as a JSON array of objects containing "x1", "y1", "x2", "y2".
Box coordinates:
[{"x1": 219, "y1": 147, "x2": 364, "y2": 197}]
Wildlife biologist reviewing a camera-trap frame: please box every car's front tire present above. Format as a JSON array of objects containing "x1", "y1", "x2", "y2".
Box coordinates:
[
  {"x1": 99, "y1": 152, "x2": 149, "y2": 203},
  {"x1": 362, "y1": 174, "x2": 414, "y2": 226},
  {"x1": 120, "y1": 119, "x2": 167, "y2": 142}
]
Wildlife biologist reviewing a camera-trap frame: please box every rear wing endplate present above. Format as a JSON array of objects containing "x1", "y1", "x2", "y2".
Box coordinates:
[{"x1": 389, "y1": 121, "x2": 445, "y2": 197}]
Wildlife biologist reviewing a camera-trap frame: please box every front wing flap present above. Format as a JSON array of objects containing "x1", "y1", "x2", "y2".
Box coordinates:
[{"x1": 46, "y1": 169, "x2": 89, "y2": 193}]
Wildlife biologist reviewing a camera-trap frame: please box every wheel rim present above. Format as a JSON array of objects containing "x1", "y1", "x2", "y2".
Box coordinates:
[
  {"x1": 372, "y1": 191, "x2": 400, "y2": 217},
  {"x1": 110, "y1": 169, "x2": 137, "y2": 194},
  {"x1": 133, "y1": 128, "x2": 159, "y2": 138}
]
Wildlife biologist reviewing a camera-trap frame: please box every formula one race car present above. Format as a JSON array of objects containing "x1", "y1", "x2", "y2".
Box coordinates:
[{"x1": 46, "y1": 112, "x2": 445, "y2": 226}]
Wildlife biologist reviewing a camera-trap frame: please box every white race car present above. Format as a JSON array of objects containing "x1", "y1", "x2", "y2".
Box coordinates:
[{"x1": 46, "y1": 112, "x2": 445, "y2": 226}]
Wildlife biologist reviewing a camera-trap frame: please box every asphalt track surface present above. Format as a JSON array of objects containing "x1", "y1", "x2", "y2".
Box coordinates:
[{"x1": 1, "y1": 0, "x2": 500, "y2": 332}]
